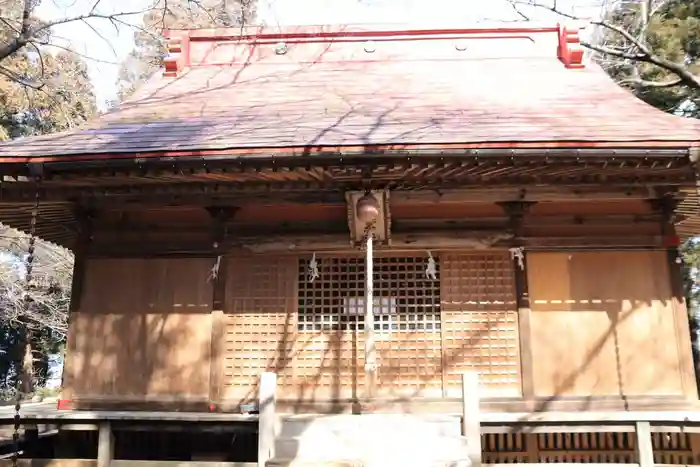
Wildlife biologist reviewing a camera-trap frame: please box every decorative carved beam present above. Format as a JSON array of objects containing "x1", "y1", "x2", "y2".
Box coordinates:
[
  {"x1": 648, "y1": 195, "x2": 680, "y2": 229},
  {"x1": 497, "y1": 201, "x2": 537, "y2": 238},
  {"x1": 205, "y1": 206, "x2": 239, "y2": 248}
]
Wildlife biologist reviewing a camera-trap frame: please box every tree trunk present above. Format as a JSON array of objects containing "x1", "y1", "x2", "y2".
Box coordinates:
[{"x1": 19, "y1": 336, "x2": 34, "y2": 396}]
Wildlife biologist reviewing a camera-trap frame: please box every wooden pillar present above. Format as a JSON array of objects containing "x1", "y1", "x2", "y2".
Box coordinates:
[
  {"x1": 461, "y1": 371, "x2": 482, "y2": 467},
  {"x1": 69, "y1": 205, "x2": 96, "y2": 314},
  {"x1": 62, "y1": 205, "x2": 95, "y2": 401},
  {"x1": 499, "y1": 201, "x2": 536, "y2": 402},
  {"x1": 523, "y1": 434, "x2": 540, "y2": 463},
  {"x1": 206, "y1": 207, "x2": 237, "y2": 409},
  {"x1": 651, "y1": 195, "x2": 699, "y2": 400},
  {"x1": 22, "y1": 426, "x2": 39, "y2": 458},
  {"x1": 97, "y1": 421, "x2": 114, "y2": 467},
  {"x1": 258, "y1": 372, "x2": 278, "y2": 467}
]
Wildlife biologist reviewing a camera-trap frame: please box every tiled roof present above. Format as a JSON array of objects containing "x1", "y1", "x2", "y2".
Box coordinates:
[{"x1": 0, "y1": 23, "x2": 697, "y2": 161}]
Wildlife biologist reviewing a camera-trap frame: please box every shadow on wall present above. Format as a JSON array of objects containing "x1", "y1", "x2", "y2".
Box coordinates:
[
  {"x1": 63, "y1": 257, "x2": 217, "y2": 405},
  {"x1": 226, "y1": 249, "x2": 688, "y2": 417}
]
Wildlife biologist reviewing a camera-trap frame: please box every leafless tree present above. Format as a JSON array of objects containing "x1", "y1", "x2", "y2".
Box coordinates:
[
  {"x1": 507, "y1": 0, "x2": 700, "y2": 90},
  {"x1": 0, "y1": 226, "x2": 73, "y2": 340}
]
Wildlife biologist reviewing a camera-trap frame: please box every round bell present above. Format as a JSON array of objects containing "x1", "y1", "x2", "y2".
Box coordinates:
[{"x1": 356, "y1": 192, "x2": 380, "y2": 224}]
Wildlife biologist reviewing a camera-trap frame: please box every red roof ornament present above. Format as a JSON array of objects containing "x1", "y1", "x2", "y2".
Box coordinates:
[
  {"x1": 163, "y1": 34, "x2": 190, "y2": 77},
  {"x1": 557, "y1": 24, "x2": 585, "y2": 69}
]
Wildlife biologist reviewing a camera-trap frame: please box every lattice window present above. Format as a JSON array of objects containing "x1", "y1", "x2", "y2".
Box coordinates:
[{"x1": 297, "y1": 256, "x2": 441, "y2": 333}]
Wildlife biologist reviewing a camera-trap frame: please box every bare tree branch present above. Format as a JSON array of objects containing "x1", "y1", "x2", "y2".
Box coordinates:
[
  {"x1": 0, "y1": 0, "x2": 155, "y2": 62},
  {"x1": 584, "y1": 20, "x2": 700, "y2": 89},
  {"x1": 0, "y1": 226, "x2": 73, "y2": 340},
  {"x1": 503, "y1": 0, "x2": 700, "y2": 91},
  {"x1": 508, "y1": 0, "x2": 583, "y2": 20},
  {"x1": 618, "y1": 77, "x2": 683, "y2": 88}
]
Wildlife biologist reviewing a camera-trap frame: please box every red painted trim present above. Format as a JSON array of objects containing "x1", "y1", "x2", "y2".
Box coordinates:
[
  {"x1": 203, "y1": 33, "x2": 538, "y2": 47},
  {"x1": 167, "y1": 25, "x2": 560, "y2": 43},
  {"x1": 665, "y1": 235, "x2": 682, "y2": 247},
  {"x1": 57, "y1": 399, "x2": 73, "y2": 411},
  {"x1": 0, "y1": 140, "x2": 693, "y2": 165}
]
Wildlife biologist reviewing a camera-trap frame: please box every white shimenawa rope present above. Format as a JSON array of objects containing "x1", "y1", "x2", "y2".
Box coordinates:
[
  {"x1": 425, "y1": 251, "x2": 437, "y2": 280},
  {"x1": 308, "y1": 252, "x2": 320, "y2": 282},
  {"x1": 509, "y1": 247, "x2": 525, "y2": 270}
]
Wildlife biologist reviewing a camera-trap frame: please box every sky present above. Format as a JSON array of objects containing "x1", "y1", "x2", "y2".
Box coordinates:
[{"x1": 34, "y1": 0, "x2": 607, "y2": 109}]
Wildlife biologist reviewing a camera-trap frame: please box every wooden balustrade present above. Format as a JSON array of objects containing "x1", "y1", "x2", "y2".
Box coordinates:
[{"x1": 0, "y1": 371, "x2": 698, "y2": 466}]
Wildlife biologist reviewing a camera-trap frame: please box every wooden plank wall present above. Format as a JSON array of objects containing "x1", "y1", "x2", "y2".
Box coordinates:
[
  {"x1": 63, "y1": 258, "x2": 213, "y2": 402},
  {"x1": 526, "y1": 250, "x2": 693, "y2": 398},
  {"x1": 62, "y1": 248, "x2": 696, "y2": 408}
]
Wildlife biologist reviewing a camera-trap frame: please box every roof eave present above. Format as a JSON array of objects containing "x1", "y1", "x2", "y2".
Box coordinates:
[{"x1": 0, "y1": 143, "x2": 693, "y2": 178}]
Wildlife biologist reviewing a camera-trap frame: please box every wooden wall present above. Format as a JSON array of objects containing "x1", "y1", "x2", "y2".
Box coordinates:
[
  {"x1": 62, "y1": 258, "x2": 214, "y2": 402},
  {"x1": 527, "y1": 251, "x2": 695, "y2": 399},
  {"x1": 61, "y1": 248, "x2": 697, "y2": 409}
]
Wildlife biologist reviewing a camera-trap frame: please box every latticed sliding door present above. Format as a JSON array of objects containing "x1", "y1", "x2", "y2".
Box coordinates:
[
  {"x1": 221, "y1": 255, "x2": 297, "y2": 405},
  {"x1": 372, "y1": 256, "x2": 443, "y2": 397},
  {"x1": 440, "y1": 252, "x2": 521, "y2": 397},
  {"x1": 294, "y1": 256, "x2": 364, "y2": 401},
  {"x1": 296, "y1": 254, "x2": 443, "y2": 399},
  {"x1": 221, "y1": 251, "x2": 521, "y2": 406}
]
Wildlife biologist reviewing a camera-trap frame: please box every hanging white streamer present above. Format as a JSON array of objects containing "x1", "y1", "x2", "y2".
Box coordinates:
[
  {"x1": 308, "y1": 253, "x2": 320, "y2": 282},
  {"x1": 509, "y1": 247, "x2": 525, "y2": 270},
  {"x1": 425, "y1": 251, "x2": 437, "y2": 280},
  {"x1": 208, "y1": 255, "x2": 222, "y2": 282}
]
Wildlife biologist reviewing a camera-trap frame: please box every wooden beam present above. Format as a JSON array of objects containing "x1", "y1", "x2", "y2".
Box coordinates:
[
  {"x1": 90, "y1": 214, "x2": 663, "y2": 239},
  {"x1": 392, "y1": 186, "x2": 665, "y2": 204},
  {"x1": 234, "y1": 230, "x2": 513, "y2": 253},
  {"x1": 83, "y1": 232, "x2": 669, "y2": 257}
]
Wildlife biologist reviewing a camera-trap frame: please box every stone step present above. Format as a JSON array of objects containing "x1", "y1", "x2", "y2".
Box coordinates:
[
  {"x1": 275, "y1": 434, "x2": 471, "y2": 461},
  {"x1": 266, "y1": 458, "x2": 472, "y2": 467},
  {"x1": 279, "y1": 414, "x2": 462, "y2": 439}
]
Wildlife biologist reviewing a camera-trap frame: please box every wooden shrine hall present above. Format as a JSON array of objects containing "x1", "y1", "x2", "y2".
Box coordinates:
[{"x1": 0, "y1": 21, "x2": 698, "y2": 466}]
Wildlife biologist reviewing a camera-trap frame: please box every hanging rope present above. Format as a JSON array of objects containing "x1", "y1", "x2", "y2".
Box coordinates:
[
  {"x1": 13, "y1": 176, "x2": 41, "y2": 467},
  {"x1": 359, "y1": 219, "x2": 376, "y2": 251}
]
